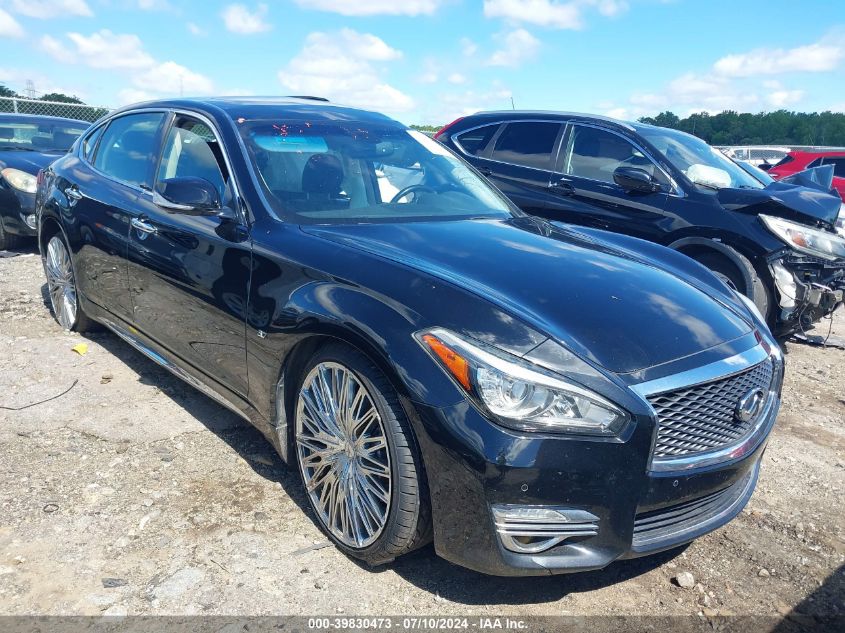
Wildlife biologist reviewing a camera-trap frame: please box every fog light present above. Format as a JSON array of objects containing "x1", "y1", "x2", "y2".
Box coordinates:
[
  {"x1": 492, "y1": 504, "x2": 599, "y2": 554},
  {"x1": 24, "y1": 214, "x2": 37, "y2": 229}
]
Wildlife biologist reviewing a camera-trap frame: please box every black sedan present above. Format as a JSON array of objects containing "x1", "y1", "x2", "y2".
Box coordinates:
[
  {"x1": 36, "y1": 98, "x2": 783, "y2": 576},
  {"x1": 0, "y1": 114, "x2": 88, "y2": 249}
]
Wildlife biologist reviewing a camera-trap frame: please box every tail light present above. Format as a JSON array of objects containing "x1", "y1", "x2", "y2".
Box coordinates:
[{"x1": 433, "y1": 116, "x2": 465, "y2": 142}]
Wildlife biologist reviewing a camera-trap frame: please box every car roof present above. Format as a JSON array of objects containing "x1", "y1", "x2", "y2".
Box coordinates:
[
  {"x1": 107, "y1": 96, "x2": 403, "y2": 126},
  {"x1": 466, "y1": 110, "x2": 638, "y2": 132},
  {"x1": 0, "y1": 112, "x2": 89, "y2": 126}
]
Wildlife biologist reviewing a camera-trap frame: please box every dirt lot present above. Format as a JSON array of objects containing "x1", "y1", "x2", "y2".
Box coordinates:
[{"x1": 0, "y1": 246, "x2": 843, "y2": 621}]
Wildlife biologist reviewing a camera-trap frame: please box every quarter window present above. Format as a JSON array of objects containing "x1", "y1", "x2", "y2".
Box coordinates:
[
  {"x1": 93, "y1": 113, "x2": 165, "y2": 187},
  {"x1": 821, "y1": 157, "x2": 845, "y2": 178},
  {"x1": 563, "y1": 125, "x2": 667, "y2": 186},
  {"x1": 82, "y1": 125, "x2": 104, "y2": 160},
  {"x1": 455, "y1": 124, "x2": 499, "y2": 157},
  {"x1": 157, "y1": 115, "x2": 229, "y2": 201},
  {"x1": 490, "y1": 122, "x2": 561, "y2": 170}
]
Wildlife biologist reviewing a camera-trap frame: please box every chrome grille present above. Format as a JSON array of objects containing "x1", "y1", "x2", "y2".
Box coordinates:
[{"x1": 647, "y1": 359, "x2": 774, "y2": 458}]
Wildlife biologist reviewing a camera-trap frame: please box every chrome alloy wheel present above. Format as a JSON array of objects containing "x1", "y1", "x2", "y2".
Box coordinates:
[
  {"x1": 295, "y1": 362, "x2": 392, "y2": 548},
  {"x1": 45, "y1": 236, "x2": 78, "y2": 330}
]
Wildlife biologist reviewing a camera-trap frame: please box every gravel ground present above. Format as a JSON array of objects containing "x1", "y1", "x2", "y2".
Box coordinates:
[{"x1": 0, "y1": 246, "x2": 843, "y2": 620}]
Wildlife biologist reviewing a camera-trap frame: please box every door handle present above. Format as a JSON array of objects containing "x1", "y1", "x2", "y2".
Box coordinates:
[
  {"x1": 549, "y1": 178, "x2": 574, "y2": 194},
  {"x1": 64, "y1": 186, "x2": 83, "y2": 204},
  {"x1": 131, "y1": 217, "x2": 157, "y2": 235}
]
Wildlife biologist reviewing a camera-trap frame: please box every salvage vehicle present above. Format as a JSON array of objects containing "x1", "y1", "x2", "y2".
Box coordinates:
[
  {"x1": 0, "y1": 113, "x2": 88, "y2": 249},
  {"x1": 436, "y1": 112, "x2": 845, "y2": 336},
  {"x1": 37, "y1": 97, "x2": 783, "y2": 576},
  {"x1": 768, "y1": 149, "x2": 845, "y2": 199}
]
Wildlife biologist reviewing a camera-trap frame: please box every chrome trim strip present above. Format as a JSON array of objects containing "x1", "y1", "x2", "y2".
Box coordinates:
[
  {"x1": 101, "y1": 319, "x2": 251, "y2": 423},
  {"x1": 630, "y1": 344, "x2": 769, "y2": 398}
]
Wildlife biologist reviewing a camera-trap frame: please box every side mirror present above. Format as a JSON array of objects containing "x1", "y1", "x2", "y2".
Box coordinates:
[
  {"x1": 613, "y1": 166, "x2": 661, "y2": 194},
  {"x1": 154, "y1": 177, "x2": 223, "y2": 214}
]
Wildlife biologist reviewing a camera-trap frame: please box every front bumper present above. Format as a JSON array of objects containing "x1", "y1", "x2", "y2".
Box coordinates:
[
  {"x1": 0, "y1": 188, "x2": 37, "y2": 236},
  {"x1": 411, "y1": 347, "x2": 781, "y2": 576},
  {"x1": 770, "y1": 252, "x2": 845, "y2": 334}
]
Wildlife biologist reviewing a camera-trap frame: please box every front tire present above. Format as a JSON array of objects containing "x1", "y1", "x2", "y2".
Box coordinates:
[
  {"x1": 43, "y1": 234, "x2": 97, "y2": 332},
  {"x1": 293, "y1": 343, "x2": 431, "y2": 566},
  {"x1": 694, "y1": 249, "x2": 771, "y2": 323},
  {"x1": 0, "y1": 218, "x2": 23, "y2": 251}
]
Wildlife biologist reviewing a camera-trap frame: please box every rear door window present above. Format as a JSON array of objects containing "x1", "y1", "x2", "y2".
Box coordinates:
[
  {"x1": 455, "y1": 124, "x2": 499, "y2": 157},
  {"x1": 490, "y1": 122, "x2": 561, "y2": 170},
  {"x1": 94, "y1": 112, "x2": 165, "y2": 188}
]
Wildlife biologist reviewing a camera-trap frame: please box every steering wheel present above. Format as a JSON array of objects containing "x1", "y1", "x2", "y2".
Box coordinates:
[{"x1": 390, "y1": 184, "x2": 436, "y2": 204}]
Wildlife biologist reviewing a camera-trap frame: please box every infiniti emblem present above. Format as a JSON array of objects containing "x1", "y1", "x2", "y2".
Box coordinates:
[{"x1": 736, "y1": 388, "x2": 765, "y2": 423}]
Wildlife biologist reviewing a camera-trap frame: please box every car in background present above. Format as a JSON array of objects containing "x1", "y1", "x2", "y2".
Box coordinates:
[
  {"x1": 768, "y1": 150, "x2": 845, "y2": 199},
  {"x1": 721, "y1": 146, "x2": 791, "y2": 170},
  {"x1": 36, "y1": 97, "x2": 783, "y2": 576},
  {"x1": 0, "y1": 113, "x2": 89, "y2": 250},
  {"x1": 436, "y1": 111, "x2": 845, "y2": 336}
]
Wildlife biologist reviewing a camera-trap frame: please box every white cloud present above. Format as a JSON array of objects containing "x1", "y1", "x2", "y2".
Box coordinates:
[
  {"x1": 132, "y1": 61, "x2": 214, "y2": 96},
  {"x1": 187, "y1": 22, "x2": 206, "y2": 36},
  {"x1": 0, "y1": 8, "x2": 24, "y2": 37},
  {"x1": 221, "y1": 3, "x2": 271, "y2": 34},
  {"x1": 447, "y1": 73, "x2": 467, "y2": 85},
  {"x1": 420, "y1": 84, "x2": 513, "y2": 124},
  {"x1": 41, "y1": 30, "x2": 155, "y2": 69},
  {"x1": 460, "y1": 37, "x2": 478, "y2": 57},
  {"x1": 488, "y1": 29, "x2": 540, "y2": 67},
  {"x1": 278, "y1": 29, "x2": 412, "y2": 114},
  {"x1": 137, "y1": 0, "x2": 174, "y2": 11},
  {"x1": 116, "y1": 88, "x2": 155, "y2": 106},
  {"x1": 483, "y1": 0, "x2": 628, "y2": 30},
  {"x1": 7, "y1": 0, "x2": 92, "y2": 18},
  {"x1": 293, "y1": 0, "x2": 445, "y2": 16},
  {"x1": 713, "y1": 39, "x2": 844, "y2": 77},
  {"x1": 0, "y1": 66, "x2": 83, "y2": 99},
  {"x1": 767, "y1": 89, "x2": 804, "y2": 108}
]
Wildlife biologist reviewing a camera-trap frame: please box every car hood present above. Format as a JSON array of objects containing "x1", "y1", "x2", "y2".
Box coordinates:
[
  {"x1": 302, "y1": 216, "x2": 753, "y2": 374},
  {"x1": 0, "y1": 150, "x2": 63, "y2": 174},
  {"x1": 718, "y1": 166, "x2": 842, "y2": 227}
]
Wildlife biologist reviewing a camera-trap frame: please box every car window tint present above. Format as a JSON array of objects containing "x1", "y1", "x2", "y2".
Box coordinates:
[
  {"x1": 157, "y1": 115, "x2": 228, "y2": 200},
  {"x1": 94, "y1": 113, "x2": 164, "y2": 187},
  {"x1": 564, "y1": 125, "x2": 668, "y2": 186},
  {"x1": 806, "y1": 158, "x2": 822, "y2": 168},
  {"x1": 455, "y1": 124, "x2": 498, "y2": 156},
  {"x1": 82, "y1": 125, "x2": 104, "y2": 160},
  {"x1": 490, "y1": 122, "x2": 560, "y2": 170},
  {"x1": 822, "y1": 157, "x2": 845, "y2": 178}
]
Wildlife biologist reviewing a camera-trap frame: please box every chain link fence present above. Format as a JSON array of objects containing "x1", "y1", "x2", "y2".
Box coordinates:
[{"x1": 0, "y1": 96, "x2": 110, "y2": 123}]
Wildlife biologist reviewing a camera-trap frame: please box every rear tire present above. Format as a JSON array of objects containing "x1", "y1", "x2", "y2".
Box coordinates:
[
  {"x1": 693, "y1": 249, "x2": 771, "y2": 323},
  {"x1": 293, "y1": 342, "x2": 431, "y2": 566},
  {"x1": 43, "y1": 233, "x2": 98, "y2": 332}
]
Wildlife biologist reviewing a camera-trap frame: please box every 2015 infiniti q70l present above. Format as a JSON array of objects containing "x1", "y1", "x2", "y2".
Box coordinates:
[{"x1": 36, "y1": 98, "x2": 783, "y2": 576}]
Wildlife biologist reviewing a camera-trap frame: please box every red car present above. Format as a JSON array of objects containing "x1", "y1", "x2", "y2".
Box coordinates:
[{"x1": 768, "y1": 150, "x2": 845, "y2": 198}]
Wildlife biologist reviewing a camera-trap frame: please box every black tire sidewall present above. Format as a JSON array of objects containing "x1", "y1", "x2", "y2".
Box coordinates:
[{"x1": 292, "y1": 343, "x2": 424, "y2": 565}]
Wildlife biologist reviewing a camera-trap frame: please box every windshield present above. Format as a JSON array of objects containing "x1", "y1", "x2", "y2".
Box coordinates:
[
  {"x1": 238, "y1": 120, "x2": 515, "y2": 224},
  {"x1": 0, "y1": 119, "x2": 88, "y2": 152},
  {"x1": 638, "y1": 126, "x2": 764, "y2": 190}
]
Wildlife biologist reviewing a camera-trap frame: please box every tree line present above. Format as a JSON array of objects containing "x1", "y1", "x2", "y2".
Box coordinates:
[{"x1": 637, "y1": 110, "x2": 845, "y2": 147}]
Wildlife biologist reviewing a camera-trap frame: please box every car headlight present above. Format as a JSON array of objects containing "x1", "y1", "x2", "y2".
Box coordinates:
[
  {"x1": 1, "y1": 168, "x2": 37, "y2": 194},
  {"x1": 836, "y1": 204, "x2": 845, "y2": 238},
  {"x1": 416, "y1": 328, "x2": 629, "y2": 435},
  {"x1": 760, "y1": 214, "x2": 845, "y2": 261}
]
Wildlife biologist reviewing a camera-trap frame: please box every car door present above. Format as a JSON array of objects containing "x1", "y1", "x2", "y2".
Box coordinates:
[
  {"x1": 549, "y1": 123, "x2": 673, "y2": 241},
  {"x1": 126, "y1": 112, "x2": 251, "y2": 396},
  {"x1": 479, "y1": 121, "x2": 564, "y2": 217},
  {"x1": 56, "y1": 111, "x2": 167, "y2": 321}
]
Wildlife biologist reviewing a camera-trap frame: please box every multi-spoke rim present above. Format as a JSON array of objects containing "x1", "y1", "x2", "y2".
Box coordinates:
[
  {"x1": 44, "y1": 236, "x2": 77, "y2": 330},
  {"x1": 295, "y1": 362, "x2": 392, "y2": 548}
]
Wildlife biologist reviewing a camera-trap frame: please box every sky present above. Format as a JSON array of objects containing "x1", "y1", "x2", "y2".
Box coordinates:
[{"x1": 0, "y1": 0, "x2": 843, "y2": 125}]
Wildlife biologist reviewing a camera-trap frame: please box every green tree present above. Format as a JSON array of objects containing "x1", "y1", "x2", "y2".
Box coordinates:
[
  {"x1": 0, "y1": 84, "x2": 18, "y2": 98},
  {"x1": 39, "y1": 92, "x2": 84, "y2": 104}
]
